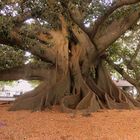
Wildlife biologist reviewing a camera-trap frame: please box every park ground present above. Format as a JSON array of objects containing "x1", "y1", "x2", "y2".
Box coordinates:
[{"x1": 0, "y1": 103, "x2": 140, "y2": 140}]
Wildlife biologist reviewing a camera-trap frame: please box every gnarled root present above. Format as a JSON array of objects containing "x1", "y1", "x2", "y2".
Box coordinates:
[{"x1": 61, "y1": 61, "x2": 140, "y2": 113}]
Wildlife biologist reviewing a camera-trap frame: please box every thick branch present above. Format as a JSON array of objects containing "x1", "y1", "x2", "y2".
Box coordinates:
[
  {"x1": 91, "y1": 0, "x2": 140, "y2": 38},
  {"x1": 0, "y1": 30, "x2": 56, "y2": 64},
  {"x1": 60, "y1": 1, "x2": 91, "y2": 36},
  {"x1": 0, "y1": 64, "x2": 52, "y2": 81},
  {"x1": 106, "y1": 59, "x2": 138, "y2": 87},
  {"x1": 68, "y1": 9, "x2": 90, "y2": 35},
  {"x1": 94, "y1": 8, "x2": 140, "y2": 53}
]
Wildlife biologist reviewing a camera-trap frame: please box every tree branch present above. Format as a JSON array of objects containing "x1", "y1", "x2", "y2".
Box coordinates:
[
  {"x1": 0, "y1": 29, "x2": 56, "y2": 64},
  {"x1": 60, "y1": 1, "x2": 91, "y2": 36},
  {"x1": 91, "y1": 0, "x2": 140, "y2": 38},
  {"x1": 106, "y1": 58, "x2": 138, "y2": 87},
  {"x1": 94, "y1": 8, "x2": 140, "y2": 53},
  {"x1": 0, "y1": 64, "x2": 53, "y2": 81}
]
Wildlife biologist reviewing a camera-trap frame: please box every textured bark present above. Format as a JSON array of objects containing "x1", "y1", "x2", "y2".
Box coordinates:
[
  {"x1": 0, "y1": 64, "x2": 54, "y2": 81},
  {"x1": 94, "y1": 8, "x2": 140, "y2": 53},
  {"x1": 9, "y1": 38, "x2": 140, "y2": 113},
  {"x1": 0, "y1": 2, "x2": 140, "y2": 113}
]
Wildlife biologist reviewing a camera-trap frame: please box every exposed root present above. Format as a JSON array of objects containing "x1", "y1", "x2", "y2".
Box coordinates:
[
  {"x1": 60, "y1": 61, "x2": 140, "y2": 113},
  {"x1": 9, "y1": 74, "x2": 71, "y2": 111}
]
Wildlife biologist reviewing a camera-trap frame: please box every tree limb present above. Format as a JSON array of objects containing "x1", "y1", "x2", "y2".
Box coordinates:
[
  {"x1": 60, "y1": 1, "x2": 91, "y2": 36},
  {"x1": 0, "y1": 29, "x2": 56, "y2": 64},
  {"x1": 106, "y1": 58, "x2": 138, "y2": 87},
  {"x1": 94, "y1": 8, "x2": 140, "y2": 53},
  {"x1": 91, "y1": 0, "x2": 140, "y2": 38},
  {"x1": 0, "y1": 64, "x2": 53, "y2": 81}
]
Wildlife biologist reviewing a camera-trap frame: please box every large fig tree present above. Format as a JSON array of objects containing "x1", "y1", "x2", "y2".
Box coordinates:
[{"x1": 1, "y1": 0, "x2": 140, "y2": 113}]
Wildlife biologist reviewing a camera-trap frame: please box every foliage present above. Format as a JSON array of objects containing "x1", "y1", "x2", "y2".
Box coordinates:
[
  {"x1": 0, "y1": 45, "x2": 24, "y2": 69},
  {"x1": 107, "y1": 22, "x2": 140, "y2": 81}
]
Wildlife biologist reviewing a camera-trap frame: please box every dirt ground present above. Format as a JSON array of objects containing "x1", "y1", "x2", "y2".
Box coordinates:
[{"x1": 0, "y1": 103, "x2": 140, "y2": 140}]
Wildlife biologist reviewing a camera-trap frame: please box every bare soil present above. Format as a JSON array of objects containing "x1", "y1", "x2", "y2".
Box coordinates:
[{"x1": 0, "y1": 103, "x2": 140, "y2": 140}]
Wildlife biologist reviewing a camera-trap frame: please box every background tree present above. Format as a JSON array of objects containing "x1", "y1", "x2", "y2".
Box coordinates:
[
  {"x1": 107, "y1": 23, "x2": 140, "y2": 95},
  {"x1": 0, "y1": 0, "x2": 140, "y2": 113}
]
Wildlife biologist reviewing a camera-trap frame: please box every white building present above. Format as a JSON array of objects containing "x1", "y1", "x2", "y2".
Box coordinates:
[{"x1": 0, "y1": 80, "x2": 36, "y2": 97}]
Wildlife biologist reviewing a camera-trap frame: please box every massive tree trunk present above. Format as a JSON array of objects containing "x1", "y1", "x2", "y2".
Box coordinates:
[
  {"x1": 9, "y1": 21, "x2": 140, "y2": 113},
  {"x1": 1, "y1": 1, "x2": 140, "y2": 113},
  {"x1": 9, "y1": 51, "x2": 140, "y2": 112}
]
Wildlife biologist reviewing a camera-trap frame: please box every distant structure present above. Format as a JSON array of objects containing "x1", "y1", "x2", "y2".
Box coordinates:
[
  {"x1": 114, "y1": 80, "x2": 137, "y2": 98},
  {"x1": 114, "y1": 80, "x2": 133, "y2": 87},
  {"x1": 0, "y1": 89, "x2": 22, "y2": 97},
  {"x1": 0, "y1": 80, "x2": 35, "y2": 98}
]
